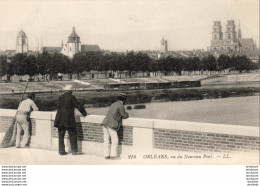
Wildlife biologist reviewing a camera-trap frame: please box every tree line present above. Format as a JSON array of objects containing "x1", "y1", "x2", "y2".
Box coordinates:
[{"x1": 0, "y1": 51, "x2": 259, "y2": 80}]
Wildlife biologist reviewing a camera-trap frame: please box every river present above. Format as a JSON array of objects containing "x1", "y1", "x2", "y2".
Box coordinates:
[{"x1": 86, "y1": 96, "x2": 259, "y2": 127}]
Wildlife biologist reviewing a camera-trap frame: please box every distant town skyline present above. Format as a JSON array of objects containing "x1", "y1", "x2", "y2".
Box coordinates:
[{"x1": 0, "y1": 0, "x2": 259, "y2": 51}]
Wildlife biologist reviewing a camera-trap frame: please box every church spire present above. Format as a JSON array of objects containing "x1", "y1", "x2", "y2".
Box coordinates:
[
  {"x1": 238, "y1": 20, "x2": 242, "y2": 39},
  {"x1": 68, "y1": 26, "x2": 80, "y2": 43},
  {"x1": 161, "y1": 36, "x2": 165, "y2": 45},
  {"x1": 37, "y1": 39, "x2": 39, "y2": 52}
]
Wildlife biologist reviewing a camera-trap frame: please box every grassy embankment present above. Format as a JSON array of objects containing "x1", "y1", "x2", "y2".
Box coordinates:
[{"x1": 0, "y1": 87, "x2": 259, "y2": 111}]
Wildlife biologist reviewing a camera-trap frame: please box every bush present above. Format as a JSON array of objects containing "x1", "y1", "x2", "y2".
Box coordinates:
[{"x1": 134, "y1": 105, "x2": 146, "y2": 109}]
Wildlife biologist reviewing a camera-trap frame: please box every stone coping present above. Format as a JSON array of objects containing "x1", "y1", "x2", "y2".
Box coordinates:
[
  {"x1": 0, "y1": 109, "x2": 259, "y2": 137},
  {"x1": 0, "y1": 109, "x2": 17, "y2": 117},
  {"x1": 153, "y1": 120, "x2": 259, "y2": 137}
]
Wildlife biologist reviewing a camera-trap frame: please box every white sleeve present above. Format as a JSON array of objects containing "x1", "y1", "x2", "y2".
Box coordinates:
[{"x1": 31, "y1": 101, "x2": 39, "y2": 111}]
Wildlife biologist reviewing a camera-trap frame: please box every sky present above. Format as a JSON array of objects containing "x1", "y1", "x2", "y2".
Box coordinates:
[{"x1": 0, "y1": 0, "x2": 259, "y2": 51}]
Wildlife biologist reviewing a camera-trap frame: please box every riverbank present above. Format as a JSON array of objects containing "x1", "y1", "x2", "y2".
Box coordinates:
[{"x1": 0, "y1": 86, "x2": 259, "y2": 111}]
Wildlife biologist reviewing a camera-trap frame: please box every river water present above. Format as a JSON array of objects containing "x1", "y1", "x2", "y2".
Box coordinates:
[{"x1": 86, "y1": 96, "x2": 259, "y2": 127}]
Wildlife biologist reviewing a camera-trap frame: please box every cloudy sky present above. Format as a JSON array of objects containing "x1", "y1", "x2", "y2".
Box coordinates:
[{"x1": 0, "y1": 0, "x2": 259, "y2": 51}]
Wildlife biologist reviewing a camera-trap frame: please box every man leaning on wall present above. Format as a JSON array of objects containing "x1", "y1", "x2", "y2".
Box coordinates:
[
  {"x1": 54, "y1": 85, "x2": 87, "y2": 156},
  {"x1": 101, "y1": 93, "x2": 129, "y2": 160},
  {"x1": 16, "y1": 93, "x2": 38, "y2": 148}
]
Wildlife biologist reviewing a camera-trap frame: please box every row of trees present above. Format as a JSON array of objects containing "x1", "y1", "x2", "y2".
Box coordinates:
[
  {"x1": 0, "y1": 51, "x2": 259, "y2": 80},
  {"x1": 158, "y1": 54, "x2": 259, "y2": 75}
]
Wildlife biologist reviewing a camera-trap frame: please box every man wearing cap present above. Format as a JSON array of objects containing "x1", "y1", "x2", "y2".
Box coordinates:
[
  {"x1": 102, "y1": 93, "x2": 129, "y2": 160},
  {"x1": 54, "y1": 85, "x2": 87, "y2": 155},
  {"x1": 16, "y1": 93, "x2": 38, "y2": 148}
]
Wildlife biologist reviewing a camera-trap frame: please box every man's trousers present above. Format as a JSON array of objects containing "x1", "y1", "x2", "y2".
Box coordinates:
[
  {"x1": 58, "y1": 127, "x2": 78, "y2": 154},
  {"x1": 102, "y1": 126, "x2": 119, "y2": 157},
  {"x1": 16, "y1": 114, "x2": 30, "y2": 148}
]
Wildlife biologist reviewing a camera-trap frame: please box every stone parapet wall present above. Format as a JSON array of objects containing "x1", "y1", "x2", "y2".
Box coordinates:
[
  {"x1": 0, "y1": 115, "x2": 36, "y2": 136},
  {"x1": 152, "y1": 119, "x2": 259, "y2": 153},
  {"x1": 0, "y1": 116, "x2": 13, "y2": 133},
  {"x1": 154, "y1": 129, "x2": 259, "y2": 153},
  {"x1": 0, "y1": 109, "x2": 259, "y2": 154},
  {"x1": 30, "y1": 119, "x2": 36, "y2": 136},
  {"x1": 51, "y1": 122, "x2": 133, "y2": 145}
]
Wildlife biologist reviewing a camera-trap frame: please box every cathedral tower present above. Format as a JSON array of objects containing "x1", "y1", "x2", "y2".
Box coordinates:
[
  {"x1": 224, "y1": 20, "x2": 239, "y2": 51},
  {"x1": 210, "y1": 21, "x2": 224, "y2": 52},
  {"x1": 237, "y1": 20, "x2": 242, "y2": 39},
  {"x1": 16, "y1": 30, "x2": 28, "y2": 54},
  {"x1": 161, "y1": 37, "x2": 168, "y2": 53},
  {"x1": 212, "y1": 21, "x2": 223, "y2": 41},
  {"x1": 225, "y1": 20, "x2": 236, "y2": 40}
]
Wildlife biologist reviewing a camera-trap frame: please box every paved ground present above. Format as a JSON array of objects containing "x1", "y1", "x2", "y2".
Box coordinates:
[{"x1": 0, "y1": 147, "x2": 123, "y2": 165}]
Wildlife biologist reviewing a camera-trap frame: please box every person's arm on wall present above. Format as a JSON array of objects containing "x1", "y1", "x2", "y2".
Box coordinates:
[
  {"x1": 72, "y1": 96, "x2": 87, "y2": 117},
  {"x1": 31, "y1": 101, "x2": 39, "y2": 111},
  {"x1": 119, "y1": 104, "x2": 129, "y2": 119}
]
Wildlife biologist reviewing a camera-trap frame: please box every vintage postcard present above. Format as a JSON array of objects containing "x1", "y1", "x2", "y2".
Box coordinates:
[{"x1": 0, "y1": 0, "x2": 259, "y2": 166}]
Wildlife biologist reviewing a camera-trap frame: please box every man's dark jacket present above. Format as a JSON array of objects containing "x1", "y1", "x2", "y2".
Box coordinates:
[{"x1": 54, "y1": 92, "x2": 87, "y2": 128}]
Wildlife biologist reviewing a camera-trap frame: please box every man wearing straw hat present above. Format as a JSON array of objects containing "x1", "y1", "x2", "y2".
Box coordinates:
[
  {"x1": 101, "y1": 93, "x2": 129, "y2": 160},
  {"x1": 54, "y1": 85, "x2": 87, "y2": 155},
  {"x1": 16, "y1": 93, "x2": 38, "y2": 148}
]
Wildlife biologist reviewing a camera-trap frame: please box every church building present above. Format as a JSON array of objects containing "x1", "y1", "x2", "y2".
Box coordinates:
[
  {"x1": 210, "y1": 20, "x2": 258, "y2": 57},
  {"x1": 42, "y1": 27, "x2": 100, "y2": 58},
  {"x1": 61, "y1": 26, "x2": 81, "y2": 58}
]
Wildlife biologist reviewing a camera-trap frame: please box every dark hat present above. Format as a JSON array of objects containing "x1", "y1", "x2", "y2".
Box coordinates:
[
  {"x1": 118, "y1": 93, "x2": 127, "y2": 101},
  {"x1": 28, "y1": 93, "x2": 35, "y2": 99}
]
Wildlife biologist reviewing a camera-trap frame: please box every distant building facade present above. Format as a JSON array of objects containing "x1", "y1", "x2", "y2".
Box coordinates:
[
  {"x1": 210, "y1": 20, "x2": 258, "y2": 57},
  {"x1": 161, "y1": 37, "x2": 168, "y2": 53},
  {"x1": 16, "y1": 30, "x2": 28, "y2": 54},
  {"x1": 42, "y1": 46, "x2": 62, "y2": 55}
]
